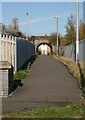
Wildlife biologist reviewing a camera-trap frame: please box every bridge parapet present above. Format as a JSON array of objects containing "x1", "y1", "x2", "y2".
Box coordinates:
[
  {"x1": 34, "y1": 39, "x2": 53, "y2": 54},
  {"x1": 35, "y1": 39, "x2": 49, "y2": 45}
]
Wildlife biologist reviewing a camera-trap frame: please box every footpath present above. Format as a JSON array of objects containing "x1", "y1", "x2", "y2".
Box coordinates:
[{"x1": 2, "y1": 55, "x2": 82, "y2": 113}]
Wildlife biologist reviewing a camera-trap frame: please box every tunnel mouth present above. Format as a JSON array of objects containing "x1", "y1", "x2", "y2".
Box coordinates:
[{"x1": 36, "y1": 42, "x2": 53, "y2": 55}]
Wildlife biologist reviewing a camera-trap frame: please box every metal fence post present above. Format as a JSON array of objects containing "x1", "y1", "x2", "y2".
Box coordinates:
[
  {"x1": 15, "y1": 37, "x2": 17, "y2": 72},
  {"x1": 8, "y1": 36, "x2": 11, "y2": 63},
  {"x1": 12, "y1": 36, "x2": 14, "y2": 67},
  {"x1": 0, "y1": 34, "x2": 1, "y2": 61}
]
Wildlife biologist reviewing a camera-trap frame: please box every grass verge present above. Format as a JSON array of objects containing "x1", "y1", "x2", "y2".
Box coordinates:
[
  {"x1": 52, "y1": 55, "x2": 85, "y2": 98},
  {"x1": 12, "y1": 55, "x2": 37, "y2": 92},
  {"x1": 14, "y1": 55, "x2": 37, "y2": 80},
  {"x1": 3, "y1": 104, "x2": 84, "y2": 118},
  {"x1": 14, "y1": 69, "x2": 28, "y2": 80}
]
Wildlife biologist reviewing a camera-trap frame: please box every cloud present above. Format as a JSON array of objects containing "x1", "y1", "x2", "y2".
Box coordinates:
[
  {"x1": 18, "y1": 16, "x2": 66, "y2": 26},
  {"x1": 19, "y1": 17, "x2": 53, "y2": 25}
]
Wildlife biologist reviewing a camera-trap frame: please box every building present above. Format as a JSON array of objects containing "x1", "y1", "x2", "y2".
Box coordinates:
[{"x1": 38, "y1": 44, "x2": 51, "y2": 55}]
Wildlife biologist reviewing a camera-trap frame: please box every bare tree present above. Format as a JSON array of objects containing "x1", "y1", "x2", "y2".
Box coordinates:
[{"x1": 7, "y1": 17, "x2": 19, "y2": 36}]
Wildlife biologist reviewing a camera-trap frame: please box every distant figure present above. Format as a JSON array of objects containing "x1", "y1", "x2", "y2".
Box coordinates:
[{"x1": 28, "y1": 62, "x2": 31, "y2": 70}]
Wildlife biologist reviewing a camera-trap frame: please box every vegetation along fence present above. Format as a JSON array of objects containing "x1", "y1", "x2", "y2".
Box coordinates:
[{"x1": 0, "y1": 34, "x2": 35, "y2": 72}]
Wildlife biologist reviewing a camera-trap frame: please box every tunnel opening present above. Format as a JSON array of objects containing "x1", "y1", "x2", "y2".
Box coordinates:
[{"x1": 36, "y1": 42, "x2": 53, "y2": 55}]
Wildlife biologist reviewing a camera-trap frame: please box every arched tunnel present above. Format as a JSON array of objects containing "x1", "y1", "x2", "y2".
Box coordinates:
[{"x1": 36, "y1": 42, "x2": 53, "y2": 55}]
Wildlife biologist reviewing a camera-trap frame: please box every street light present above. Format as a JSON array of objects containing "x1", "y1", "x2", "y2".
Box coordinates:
[
  {"x1": 26, "y1": 12, "x2": 28, "y2": 39},
  {"x1": 54, "y1": 16, "x2": 59, "y2": 55},
  {"x1": 76, "y1": 0, "x2": 79, "y2": 63}
]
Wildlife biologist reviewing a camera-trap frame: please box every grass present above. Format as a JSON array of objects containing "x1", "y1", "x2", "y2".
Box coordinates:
[
  {"x1": 12, "y1": 55, "x2": 37, "y2": 91},
  {"x1": 53, "y1": 55, "x2": 80, "y2": 81},
  {"x1": 3, "y1": 104, "x2": 84, "y2": 118},
  {"x1": 14, "y1": 69, "x2": 28, "y2": 80},
  {"x1": 14, "y1": 55, "x2": 37, "y2": 80}
]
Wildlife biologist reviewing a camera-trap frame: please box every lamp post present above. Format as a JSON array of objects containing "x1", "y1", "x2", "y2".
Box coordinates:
[
  {"x1": 26, "y1": 12, "x2": 28, "y2": 39},
  {"x1": 76, "y1": 0, "x2": 79, "y2": 63},
  {"x1": 0, "y1": 33, "x2": 1, "y2": 61},
  {"x1": 54, "y1": 16, "x2": 59, "y2": 55}
]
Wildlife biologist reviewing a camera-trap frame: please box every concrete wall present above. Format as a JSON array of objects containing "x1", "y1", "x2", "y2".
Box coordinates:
[
  {"x1": 64, "y1": 40, "x2": 85, "y2": 63},
  {"x1": 16, "y1": 38, "x2": 35, "y2": 71},
  {"x1": 0, "y1": 61, "x2": 14, "y2": 96}
]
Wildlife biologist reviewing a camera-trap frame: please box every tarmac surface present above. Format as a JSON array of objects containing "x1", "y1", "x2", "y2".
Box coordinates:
[{"x1": 2, "y1": 55, "x2": 82, "y2": 113}]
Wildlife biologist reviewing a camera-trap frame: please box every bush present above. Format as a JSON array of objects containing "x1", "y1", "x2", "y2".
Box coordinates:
[{"x1": 14, "y1": 70, "x2": 28, "y2": 80}]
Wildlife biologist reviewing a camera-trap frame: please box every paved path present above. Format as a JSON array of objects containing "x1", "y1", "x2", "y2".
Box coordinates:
[{"x1": 2, "y1": 55, "x2": 82, "y2": 113}]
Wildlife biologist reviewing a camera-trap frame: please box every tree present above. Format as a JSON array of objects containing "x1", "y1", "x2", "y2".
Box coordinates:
[
  {"x1": 79, "y1": 20, "x2": 85, "y2": 40},
  {"x1": 11, "y1": 18, "x2": 19, "y2": 36},
  {"x1": 64, "y1": 15, "x2": 85, "y2": 46},
  {"x1": 49, "y1": 33, "x2": 61, "y2": 46},
  {"x1": 65, "y1": 15, "x2": 76, "y2": 45},
  {"x1": 7, "y1": 17, "x2": 19, "y2": 36},
  {"x1": 1, "y1": 24, "x2": 7, "y2": 34},
  {"x1": 6, "y1": 17, "x2": 25, "y2": 37},
  {"x1": 83, "y1": 24, "x2": 85, "y2": 39},
  {"x1": 16, "y1": 31, "x2": 23, "y2": 37},
  {"x1": 28, "y1": 35, "x2": 35, "y2": 43}
]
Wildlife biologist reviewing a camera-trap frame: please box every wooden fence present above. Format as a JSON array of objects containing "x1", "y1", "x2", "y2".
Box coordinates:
[
  {"x1": 0, "y1": 34, "x2": 35, "y2": 72},
  {"x1": 0, "y1": 34, "x2": 17, "y2": 72}
]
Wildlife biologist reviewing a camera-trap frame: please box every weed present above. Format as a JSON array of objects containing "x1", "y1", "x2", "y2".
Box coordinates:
[{"x1": 3, "y1": 104, "x2": 84, "y2": 118}]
